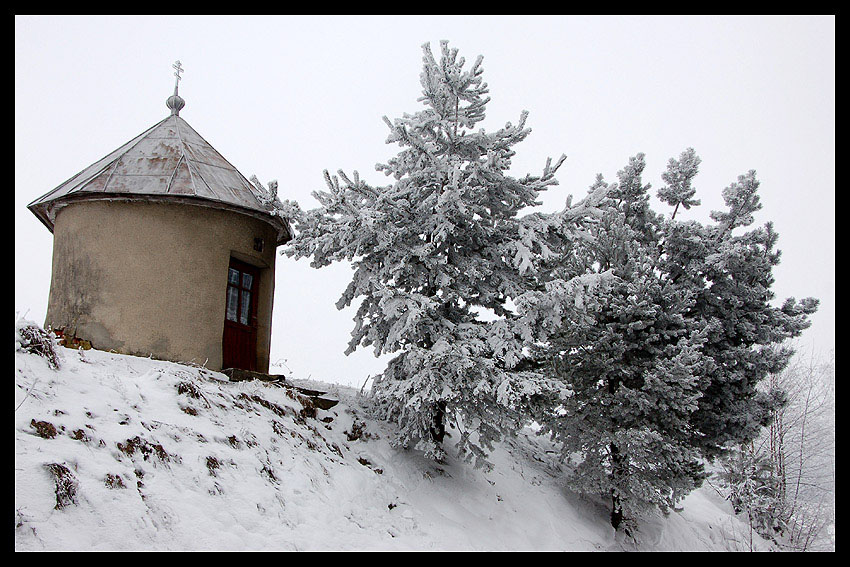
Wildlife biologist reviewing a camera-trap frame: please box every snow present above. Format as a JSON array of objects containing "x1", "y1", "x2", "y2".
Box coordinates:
[{"x1": 14, "y1": 323, "x2": 772, "y2": 551}]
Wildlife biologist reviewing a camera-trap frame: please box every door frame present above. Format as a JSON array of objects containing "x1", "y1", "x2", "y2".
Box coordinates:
[{"x1": 222, "y1": 257, "x2": 260, "y2": 370}]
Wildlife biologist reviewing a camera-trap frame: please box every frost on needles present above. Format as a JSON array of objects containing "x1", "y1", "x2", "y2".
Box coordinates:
[
  {"x1": 284, "y1": 41, "x2": 607, "y2": 468},
  {"x1": 522, "y1": 149, "x2": 818, "y2": 532},
  {"x1": 279, "y1": 41, "x2": 818, "y2": 533}
]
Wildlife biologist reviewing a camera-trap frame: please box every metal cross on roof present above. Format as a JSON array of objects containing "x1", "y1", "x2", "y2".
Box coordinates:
[
  {"x1": 166, "y1": 60, "x2": 186, "y2": 116},
  {"x1": 172, "y1": 60, "x2": 183, "y2": 94}
]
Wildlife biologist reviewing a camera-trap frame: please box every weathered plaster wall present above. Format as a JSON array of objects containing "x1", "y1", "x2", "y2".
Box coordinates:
[{"x1": 45, "y1": 199, "x2": 278, "y2": 372}]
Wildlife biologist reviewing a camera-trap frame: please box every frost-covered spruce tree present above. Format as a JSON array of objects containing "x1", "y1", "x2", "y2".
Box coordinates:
[
  {"x1": 518, "y1": 149, "x2": 817, "y2": 532},
  {"x1": 658, "y1": 157, "x2": 819, "y2": 459},
  {"x1": 521, "y1": 155, "x2": 707, "y2": 532},
  {"x1": 284, "y1": 41, "x2": 603, "y2": 467}
]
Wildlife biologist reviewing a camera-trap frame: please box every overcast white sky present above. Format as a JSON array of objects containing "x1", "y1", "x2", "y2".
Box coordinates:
[{"x1": 15, "y1": 15, "x2": 834, "y2": 387}]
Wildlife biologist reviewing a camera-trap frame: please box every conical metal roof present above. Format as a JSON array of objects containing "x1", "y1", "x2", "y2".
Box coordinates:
[{"x1": 27, "y1": 86, "x2": 291, "y2": 244}]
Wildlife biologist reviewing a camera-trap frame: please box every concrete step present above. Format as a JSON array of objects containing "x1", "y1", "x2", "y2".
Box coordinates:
[{"x1": 222, "y1": 367, "x2": 339, "y2": 410}]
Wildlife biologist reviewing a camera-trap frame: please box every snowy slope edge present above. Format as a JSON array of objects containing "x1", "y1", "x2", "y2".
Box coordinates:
[{"x1": 14, "y1": 320, "x2": 771, "y2": 551}]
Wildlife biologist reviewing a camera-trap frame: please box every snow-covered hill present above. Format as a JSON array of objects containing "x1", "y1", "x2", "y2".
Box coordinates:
[{"x1": 14, "y1": 321, "x2": 772, "y2": 551}]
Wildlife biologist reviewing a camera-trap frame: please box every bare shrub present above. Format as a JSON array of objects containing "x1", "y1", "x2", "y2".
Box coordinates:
[{"x1": 17, "y1": 321, "x2": 60, "y2": 369}]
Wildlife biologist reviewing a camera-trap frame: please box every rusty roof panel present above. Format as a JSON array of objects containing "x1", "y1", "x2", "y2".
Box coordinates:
[
  {"x1": 166, "y1": 158, "x2": 196, "y2": 195},
  {"x1": 106, "y1": 175, "x2": 173, "y2": 195}
]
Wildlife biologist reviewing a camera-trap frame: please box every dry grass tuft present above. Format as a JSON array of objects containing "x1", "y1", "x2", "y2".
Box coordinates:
[
  {"x1": 104, "y1": 473, "x2": 126, "y2": 489},
  {"x1": 44, "y1": 463, "x2": 78, "y2": 509},
  {"x1": 206, "y1": 456, "x2": 221, "y2": 477},
  {"x1": 117, "y1": 436, "x2": 173, "y2": 463},
  {"x1": 30, "y1": 419, "x2": 57, "y2": 439}
]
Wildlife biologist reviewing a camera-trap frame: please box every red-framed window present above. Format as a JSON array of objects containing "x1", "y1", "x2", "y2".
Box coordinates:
[{"x1": 225, "y1": 259, "x2": 258, "y2": 327}]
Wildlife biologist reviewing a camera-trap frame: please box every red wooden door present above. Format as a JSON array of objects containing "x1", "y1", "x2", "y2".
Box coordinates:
[{"x1": 222, "y1": 258, "x2": 259, "y2": 371}]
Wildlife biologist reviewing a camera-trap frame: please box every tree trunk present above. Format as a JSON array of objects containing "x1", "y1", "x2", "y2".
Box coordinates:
[
  {"x1": 610, "y1": 442, "x2": 626, "y2": 530},
  {"x1": 611, "y1": 489, "x2": 624, "y2": 531},
  {"x1": 430, "y1": 400, "x2": 447, "y2": 445}
]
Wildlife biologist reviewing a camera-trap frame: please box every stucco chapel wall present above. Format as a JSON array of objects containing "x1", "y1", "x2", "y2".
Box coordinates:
[{"x1": 45, "y1": 199, "x2": 278, "y2": 371}]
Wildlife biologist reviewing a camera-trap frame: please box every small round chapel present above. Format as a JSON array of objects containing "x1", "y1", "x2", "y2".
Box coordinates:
[{"x1": 27, "y1": 63, "x2": 291, "y2": 372}]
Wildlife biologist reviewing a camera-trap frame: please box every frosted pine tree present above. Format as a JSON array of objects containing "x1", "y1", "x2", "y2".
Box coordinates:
[
  {"x1": 661, "y1": 166, "x2": 819, "y2": 458},
  {"x1": 284, "y1": 42, "x2": 604, "y2": 467},
  {"x1": 518, "y1": 149, "x2": 818, "y2": 532},
  {"x1": 520, "y1": 156, "x2": 707, "y2": 532}
]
